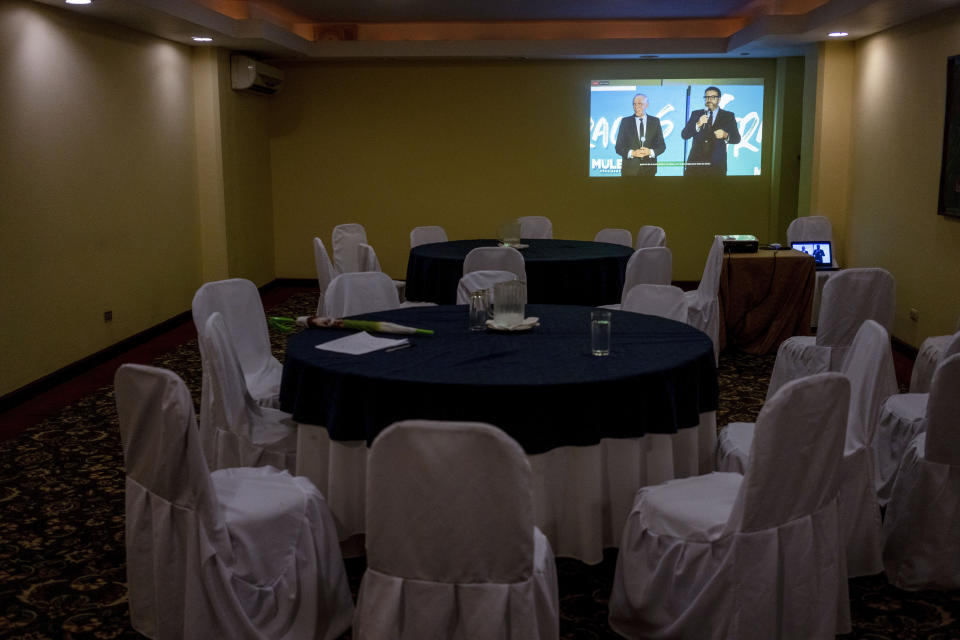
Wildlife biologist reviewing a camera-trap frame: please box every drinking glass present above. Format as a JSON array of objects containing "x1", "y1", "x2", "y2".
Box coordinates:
[
  {"x1": 591, "y1": 310, "x2": 611, "y2": 356},
  {"x1": 468, "y1": 290, "x2": 488, "y2": 331}
]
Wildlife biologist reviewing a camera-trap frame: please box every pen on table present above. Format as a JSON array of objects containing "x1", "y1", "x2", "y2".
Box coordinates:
[{"x1": 385, "y1": 343, "x2": 413, "y2": 352}]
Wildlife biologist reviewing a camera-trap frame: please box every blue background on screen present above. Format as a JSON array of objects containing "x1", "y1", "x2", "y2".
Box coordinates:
[{"x1": 588, "y1": 82, "x2": 764, "y2": 177}]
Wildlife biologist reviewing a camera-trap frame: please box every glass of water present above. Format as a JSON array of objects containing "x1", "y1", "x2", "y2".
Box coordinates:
[{"x1": 591, "y1": 310, "x2": 611, "y2": 356}]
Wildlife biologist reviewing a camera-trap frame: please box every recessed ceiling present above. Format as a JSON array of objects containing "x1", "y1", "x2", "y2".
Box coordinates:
[{"x1": 29, "y1": 0, "x2": 960, "y2": 60}]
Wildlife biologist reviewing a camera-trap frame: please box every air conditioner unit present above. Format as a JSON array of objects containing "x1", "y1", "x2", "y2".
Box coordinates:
[{"x1": 230, "y1": 55, "x2": 284, "y2": 95}]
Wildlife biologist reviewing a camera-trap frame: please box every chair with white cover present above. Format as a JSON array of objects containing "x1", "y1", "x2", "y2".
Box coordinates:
[
  {"x1": 717, "y1": 319, "x2": 897, "y2": 577},
  {"x1": 323, "y1": 271, "x2": 402, "y2": 317},
  {"x1": 353, "y1": 419, "x2": 559, "y2": 639},
  {"x1": 357, "y1": 242, "x2": 406, "y2": 302},
  {"x1": 634, "y1": 225, "x2": 666, "y2": 249},
  {"x1": 455, "y1": 270, "x2": 519, "y2": 304},
  {"x1": 787, "y1": 215, "x2": 838, "y2": 327},
  {"x1": 192, "y1": 278, "x2": 282, "y2": 409},
  {"x1": 609, "y1": 373, "x2": 851, "y2": 639},
  {"x1": 621, "y1": 284, "x2": 688, "y2": 323},
  {"x1": 313, "y1": 237, "x2": 339, "y2": 315},
  {"x1": 201, "y1": 312, "x2": 298, "y2": 471},
  {"x1": 602, "y1": 247, "x2": 673, "y2": 311},
  {"x1": 874, "y1": 331, "x2": 960, "y2": 506},
  {"x1": 910, "y1": 320, "x2": 960, "y2": 392},
  {"x1": 410, "y1": 225, "x2": 448, "y2": 247},
  {"x1": 594, "y1": 228, "x2": 633, "y2": 247},
  {"x1": 766, "y1": 267, "x2": 894, "y2": 400},
  {"x1": 882, "y1": 353, "x2": 960, "y2": 590},
  {"x1": 332, "y1": 222, "x2": 367, "y2": 274},
  {"x1": 462, "y1": 245, "x2": 526, "y2": 281},
  {"x1": 114, "y1": 363, "x2": 353, "y2": 640},
  {"x1": 518, "y1": 215, "x2": 553, "y2": 239},
  {"x1": 683, "y1": 235, "x2": 724, "y2": 362}
]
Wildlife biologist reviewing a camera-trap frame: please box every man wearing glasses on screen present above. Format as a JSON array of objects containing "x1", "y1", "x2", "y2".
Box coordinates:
[
  {"x1": 680, "y1": 86, "x2": 741, "y2": 176},
  {"x1": 615, "y1": 93, "x2": 667, "y2": 176}
]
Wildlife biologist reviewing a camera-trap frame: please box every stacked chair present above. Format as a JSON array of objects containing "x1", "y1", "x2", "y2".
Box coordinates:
[
  {"x1": 115, "y1": 364, "x2": 353, "y2": 640},
  {"x1": 353, "y1": 420, "x2": 560, "y2": 638},
  {"x1": 331, "y1": 223, "x2": 367, "y2": 274}
]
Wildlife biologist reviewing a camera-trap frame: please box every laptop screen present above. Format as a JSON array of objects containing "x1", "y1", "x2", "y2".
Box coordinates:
[{"x1": 791, "y1": 241, "x2": 832, "y2": 266}]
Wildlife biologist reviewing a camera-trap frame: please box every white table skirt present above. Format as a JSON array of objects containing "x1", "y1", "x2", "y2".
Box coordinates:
[{"x1": 296, "y1": 412, "x2": 716, "y2": 565}]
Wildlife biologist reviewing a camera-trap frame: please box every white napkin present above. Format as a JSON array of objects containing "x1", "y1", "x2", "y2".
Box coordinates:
[
  {"x1": 486, "y1": 316, "x2": 540, "y2": 331},
  {"x1": 316, "y1": 331, "x2": 409, "y2": 355}
]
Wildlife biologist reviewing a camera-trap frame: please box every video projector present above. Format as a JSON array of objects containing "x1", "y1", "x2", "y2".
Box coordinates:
[{"x1": 721, "y1": 234, "x2": 759, "y2": 253}]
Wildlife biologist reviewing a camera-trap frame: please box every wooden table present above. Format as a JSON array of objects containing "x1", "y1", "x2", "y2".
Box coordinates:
[{"x1": 718, "y1": 249, "x2": 815, "y2": 354}]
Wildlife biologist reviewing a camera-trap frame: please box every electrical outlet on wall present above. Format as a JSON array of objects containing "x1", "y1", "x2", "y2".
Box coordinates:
[
  {"x1": 104, "y1": 310, "x2": 113, "y2": 322},
  {"x1": 909, "y1": 308, "x2": 919, "y2": 322}
]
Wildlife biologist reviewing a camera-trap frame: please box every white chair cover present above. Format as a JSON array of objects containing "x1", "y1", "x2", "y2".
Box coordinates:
[
  {"x1": 621, "y1": 284, "x2": 688, "y2": 322},
  {"x1": 410, "y1": 225, "x2": 448, "y2": 247},
  {"x1": 882, "y1": 353, "x2": 960, "y2": 590},
  {"x1": 594, "y1": 228, "x2": 633, "y2": 247},
  {"x1": 323, "y1": 271, "x2": 401, "y2": 317},
  {"x1": 455, "y1": 270, "x2": 518, "y2": 304},
  {"x1": 766, "y1": 267, "x2": 895, "y2": 400},
  {"x1": 621, "y1": 247, "x2": 672, "y2": 297},
  {"x1": 295, "y1": 411, "x2": 718, "y2": 565},
  {"x1": 517, "y1": 215, "x2": 553, "y2": 239},
  {"x1": 332, "y1": 222, "x2": 368, "y2": 274},
  {"x1": 201, "y1": 312, "x2": 297, "y2": 471},
  {"x1": 115, "y1": 364, "x2": 353, "y2": 640},
  {"x1": 462, "y1": 246, "x2": 526, "y2": 281},
  {"x1": 192, "y1": 278, "x2": 282, "y2": 409},
  {"x1": 610, "y1": 373, "x2": 851, "y2": 639},
  {"x1": 683, "y1": 235, "x2": 724, "y2": 362},
  {"x1": 357, "y1": 242, "x2": 407, "y2": 301},
  {"x1": 875, "y1": 334, "x2": 960, "y2": 505},
  {"x1": 717, "y1": 320, "x2": 896, "y2": 577},
  {"x1": 313, "y1": 237, "x2": 339, "y2": 316},
  {"x1": 354, "y1": 420, "x2": 559, "y2": 639},
  {"x1": 787, "y1": 215, "x2": 838, "y2": 328},
  {"x1": 910, "y1": 327, "x2": 960, "y2": 392},
  {"x1": 634, "y1": 225, "x2": 666, "y2": 249}
]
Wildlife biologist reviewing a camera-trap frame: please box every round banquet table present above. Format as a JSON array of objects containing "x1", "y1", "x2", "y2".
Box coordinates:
[
  {"x1": 404, "y1": 239, "x2": 633, "y2": 306},
  {"x1": 280, "y1": 304, "x2": 717, "y2": 454},
  {"x1": 281, "y1": 304, "x2": 718, "y2": 563}
]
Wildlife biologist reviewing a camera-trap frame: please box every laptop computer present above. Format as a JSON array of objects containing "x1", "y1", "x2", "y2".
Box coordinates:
[{"x1": 790, "y1": 241, "x2": 838, "y2": 270}]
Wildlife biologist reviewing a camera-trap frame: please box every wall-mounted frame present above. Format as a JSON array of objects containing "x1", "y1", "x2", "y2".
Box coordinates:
[{"x1": 938, "y1": 55, "x2": 960, "y2": 217}]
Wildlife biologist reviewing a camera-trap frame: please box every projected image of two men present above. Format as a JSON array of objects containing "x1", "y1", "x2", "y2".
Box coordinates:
[{"x1": 588, "y1": 79, "x2": 764, "y2": 177}]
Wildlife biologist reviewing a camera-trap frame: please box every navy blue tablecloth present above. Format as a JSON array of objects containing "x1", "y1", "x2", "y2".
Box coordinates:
[
  {"x1": 405, "y1": 239, "x2": 633, "y2": 305},
  {"x1": 280, "y1": 305, "x2": 717, "y2": 455}
]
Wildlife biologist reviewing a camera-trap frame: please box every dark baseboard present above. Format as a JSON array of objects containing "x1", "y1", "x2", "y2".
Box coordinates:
[
  {"x1": 0, "y1": 309, "x2": 194, "y2": 414},
  {"x1": 0, "y1": 278, "x2": 319, "y2": 414},
  {"x1": 890, "y1": 335, "x2": 919, "y2": 360}
]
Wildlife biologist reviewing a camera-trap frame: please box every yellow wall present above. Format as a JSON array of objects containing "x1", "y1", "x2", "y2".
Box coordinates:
[
  {"x1": 846, "y1": 7, "x2": 960, "y2": 346},
  {"x1": 269, "y1": 58, "x2": 802, "y2": 282},
  {"x1": 0, "y1": 1, "x2": 201, "y2": 395}
]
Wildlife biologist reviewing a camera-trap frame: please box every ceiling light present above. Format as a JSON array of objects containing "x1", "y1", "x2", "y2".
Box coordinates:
[
  {"x1": 65, "y1": 0, "x2": 92, "y2": 4},
  {"x1": 828, "y1": 32, "x2": 849, "y2": 38},
  {"x1": 192, "y1": 37, "x2": 213, "y2": 42}
]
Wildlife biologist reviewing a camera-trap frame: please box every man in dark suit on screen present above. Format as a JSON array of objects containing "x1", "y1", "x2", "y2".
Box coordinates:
[
  {"x1": 681, "y1": 86, "x2": 741, "y2": 176},
  {"x1": 615, "y1": 93, "x2": 666, "y2": 176}
]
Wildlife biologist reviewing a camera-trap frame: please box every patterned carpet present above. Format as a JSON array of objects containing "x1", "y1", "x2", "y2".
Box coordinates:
[{"x1": 1, "y1": 293, "x2": 957, "y2": 639}]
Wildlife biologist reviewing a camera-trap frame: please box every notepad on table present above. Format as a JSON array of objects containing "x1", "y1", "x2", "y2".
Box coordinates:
[{"x1": 315, "y1": 331, "x2": 409, "y2": 355}]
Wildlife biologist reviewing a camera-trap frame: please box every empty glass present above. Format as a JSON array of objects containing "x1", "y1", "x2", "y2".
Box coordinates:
[
  {"x1": 468, "y1": 290, "x2": 489, "y2": 331},
  {"x1": 591, "y1": 310, "x2": 611, "y2": 356},
  {"x1": 493, "y1": 280, "x2": 525, "y2": 327}
]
